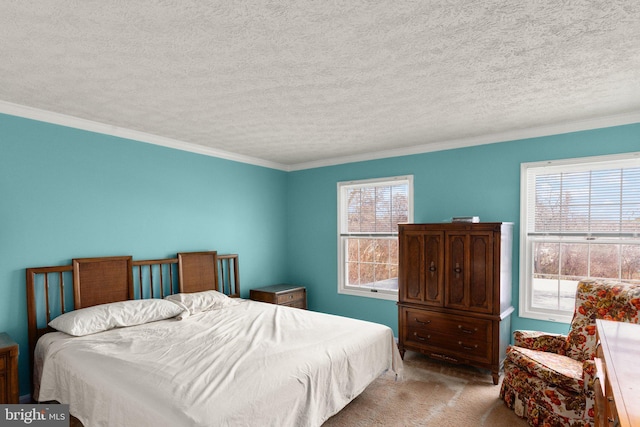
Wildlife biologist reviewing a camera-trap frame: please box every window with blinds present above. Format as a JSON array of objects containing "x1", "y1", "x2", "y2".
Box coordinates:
[
  {"x1": 520, "y1": 152, "x2": 640, "y2": 322},
  {"x1": 337, "y1": 176, "x2": 413, "y2": 300}
]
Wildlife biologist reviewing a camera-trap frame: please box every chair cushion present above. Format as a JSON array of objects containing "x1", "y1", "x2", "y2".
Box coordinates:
[
  {"x1": 513, "y1": 330, "x2": 567, "y2": 354},
  {"x1": 506, "y1": 345, "x2": 584, "y2": 393}
]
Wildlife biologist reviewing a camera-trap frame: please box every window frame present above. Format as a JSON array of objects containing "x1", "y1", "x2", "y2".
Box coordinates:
[
  {"x1": 337, "y1": 175, "x2": 414, "y2": 301},
  {"x1": 519, "y1": 152, "x2": 640, "y2": 323}
]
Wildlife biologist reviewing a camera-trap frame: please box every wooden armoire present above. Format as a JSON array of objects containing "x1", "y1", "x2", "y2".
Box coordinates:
[{"x1": 397, "y1": 222, "x2": 513, "y2": 384}]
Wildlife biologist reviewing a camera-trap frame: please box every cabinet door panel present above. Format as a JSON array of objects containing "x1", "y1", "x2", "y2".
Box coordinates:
[
  {"x1": 445, "y1": 234, "x2": 467, "y2": 308},
  {"x1": 400, "y1": 232, "x2": 424, "y2": 302},
  {"x1": 398, "y1": 233, "x2": 424, "y2": 302},
  {"x1": 423, "y1": 232, "x2": 443, "y2": 305},
  {"x1": 445, "y1": 232, "x2": 494, "y2": 313},
  {"x1": 400, "y1": 231, "x2": 443, "y2": 305},
  {"x1": 468, "y1": 233, "x2": 493, "y2": 313}
]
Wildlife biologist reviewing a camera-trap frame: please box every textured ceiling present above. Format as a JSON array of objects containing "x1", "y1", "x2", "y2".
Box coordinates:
[{"x1": 1, "y1": 1, "x2": 639, "y2": 169}]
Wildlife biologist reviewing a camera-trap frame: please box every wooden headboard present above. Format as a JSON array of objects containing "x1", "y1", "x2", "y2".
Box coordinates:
[
  {"x1": 178, "y1": 251, "x2": 219, "y2": 294},
  {"x1": 73, "y1": 256, "x2": 133, "y2": 309},
  {"x1": 25, "y1": 251, "x2": 239, "y2": 385}
]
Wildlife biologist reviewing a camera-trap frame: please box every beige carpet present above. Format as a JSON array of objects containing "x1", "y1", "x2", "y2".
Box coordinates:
[{"x1": 323, "y1": 351, "x2": 528, "y2": 427}]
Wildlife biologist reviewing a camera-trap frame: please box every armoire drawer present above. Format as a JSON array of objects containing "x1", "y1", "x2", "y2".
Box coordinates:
[
  {"x1": 403, "y1": 308, "x2": 491, "y2": 343},
  {"x1": 405, "y1": 327, "x2": 491, "y2": 363}
]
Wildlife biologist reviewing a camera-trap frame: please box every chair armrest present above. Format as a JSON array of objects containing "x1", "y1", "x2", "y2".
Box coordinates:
[
  {"x1": 513, "y1": 330, "x2": 567, "y2": 354},
  {"x1": 582, "y1": 360, "x2": 596, "y2": 391},
  {"x1": 582, "y1": 360, "x2": 597, "y2": 419}
]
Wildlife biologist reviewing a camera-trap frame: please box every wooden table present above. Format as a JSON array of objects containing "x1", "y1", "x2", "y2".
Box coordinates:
[{"x1": 595, "y1": 320, "x2": 640, "y2": 427}]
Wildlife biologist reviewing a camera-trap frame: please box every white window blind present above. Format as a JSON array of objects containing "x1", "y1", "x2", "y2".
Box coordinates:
[
  {"x1": 342, "y1": 181, "x2": 409, "y2": 236},
  {"x1": 528, "y1": 164, "x2": 640, "y2": 237}
]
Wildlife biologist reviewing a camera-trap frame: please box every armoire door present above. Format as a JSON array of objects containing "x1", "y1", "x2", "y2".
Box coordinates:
[
  {"x1": 444, "y1": 231, "x2": 494, "y2": 313},
  {"x1": 399, "y1": 230, "x2": 443, "y2": 306}
]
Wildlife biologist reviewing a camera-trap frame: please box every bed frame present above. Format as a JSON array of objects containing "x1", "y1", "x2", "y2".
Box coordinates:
[{"x1": 25, "y1": 251, "x2": 239, "y2": 388}]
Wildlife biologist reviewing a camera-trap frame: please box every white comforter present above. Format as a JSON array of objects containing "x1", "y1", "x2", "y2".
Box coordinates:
[{"x1": 35, "y1": 299, "x2": 402, "y2": 427}]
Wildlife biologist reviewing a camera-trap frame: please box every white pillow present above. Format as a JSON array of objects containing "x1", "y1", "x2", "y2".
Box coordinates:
[
  {"x1": 49, "y1": 299, "x2": 185, "y2": 336},
  {"x1": 165, "y1": 290, "x2": 238, "y2": 315}
]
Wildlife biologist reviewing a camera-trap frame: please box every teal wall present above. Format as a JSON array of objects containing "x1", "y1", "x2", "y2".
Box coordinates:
[
  {"x1": 2, "y1": 111, "x2": 639, "y2": 398},
  {"x1": 286, "y1": 123, "x2": 640, "y2": 336},
  {"x1": 0, "y1": 114, "x2": 289, "y2": 396}
]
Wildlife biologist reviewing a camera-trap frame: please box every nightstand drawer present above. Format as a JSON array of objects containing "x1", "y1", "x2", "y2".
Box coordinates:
[
  {"x1": 250, "y1": 284, "x2": 307, "y2": 309},
  {"x1": 276, "y1": 290, "x2": 305, "y2": 305},
  {"x1": 286, "y1": 299, "x2": 306, "y2": 309}
]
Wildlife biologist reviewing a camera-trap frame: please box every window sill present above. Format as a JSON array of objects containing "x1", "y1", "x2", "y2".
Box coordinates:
[
  {"x1": 338, "y1": 287, "x2": 398, "y2": 301},
  {"x1": 518, "y1": 308, "x2": 572, "y2": 324}
]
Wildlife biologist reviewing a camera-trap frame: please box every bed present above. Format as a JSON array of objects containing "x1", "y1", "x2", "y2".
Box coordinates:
[{"x1": 26, "y1": 252, "x2": 402, "y2": 427}]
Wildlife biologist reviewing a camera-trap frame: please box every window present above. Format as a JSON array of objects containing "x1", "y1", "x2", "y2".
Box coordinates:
[
  {"x1": 520, "y1": 152, "x2": 640, "y2": 322},
  {"x1": 337, "y1": 175, "x2": 413, "y2": 300}
]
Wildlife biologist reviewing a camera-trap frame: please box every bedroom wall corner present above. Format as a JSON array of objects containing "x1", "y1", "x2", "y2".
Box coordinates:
[{"x1": 0, "y1": 113, "x2": 289, "y2": 396}]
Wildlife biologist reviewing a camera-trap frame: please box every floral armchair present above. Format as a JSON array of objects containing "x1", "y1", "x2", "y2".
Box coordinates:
[{"x1": 500, "y1": 280, "x2": 640, "y2": 427}]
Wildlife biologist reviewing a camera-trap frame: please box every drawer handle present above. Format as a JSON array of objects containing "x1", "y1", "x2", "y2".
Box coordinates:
[
  {"x1": 458, "y1": 325, "x2": 478, "y2": 334},
  {"x1": 431, "y1": 353, "x2": 459, "y2": 363},
  {"x1": 428, "y1": 261, "x2": 437, "y2": 272},
  {"x1": 458, "y1": 341, "x2": 478, "y2": 351},
  {"x1": 414, "y1": 332, "x2": 431, "y2": 341},
  {"x1": 415, "y1": 318, "x2": 431, "y2": 325},
  {"x1": 289, "y1": 295, "x2": 293, "y2": 299}
]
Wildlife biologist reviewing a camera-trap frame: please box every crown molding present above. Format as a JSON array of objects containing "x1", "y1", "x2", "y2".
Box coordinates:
[
  {"x1": 0, "y1": 101, "x2": 289, "y2": 171},
  {"x1": 2, "y1": 100, "x2": 639, "y2": 173},
  {"x1": 287, "y1": 111, "x2": 640, "y2": 171}
]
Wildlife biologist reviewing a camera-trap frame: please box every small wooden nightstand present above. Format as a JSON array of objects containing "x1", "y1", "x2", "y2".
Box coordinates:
[
  {"x1": 0, "y1": 332, "x2": 19, "y2": 404},
  {"x1": 250, "y1": 284, "x2": 307, "y2": 309}
]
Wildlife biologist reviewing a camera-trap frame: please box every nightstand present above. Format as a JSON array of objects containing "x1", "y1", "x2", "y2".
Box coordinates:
[
  {"x1": 250, "y1": 284, "x2": 307, "y2": 309},
  {"x1": 0, "y1": 332, "x2": 19, "y2": 404}
]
